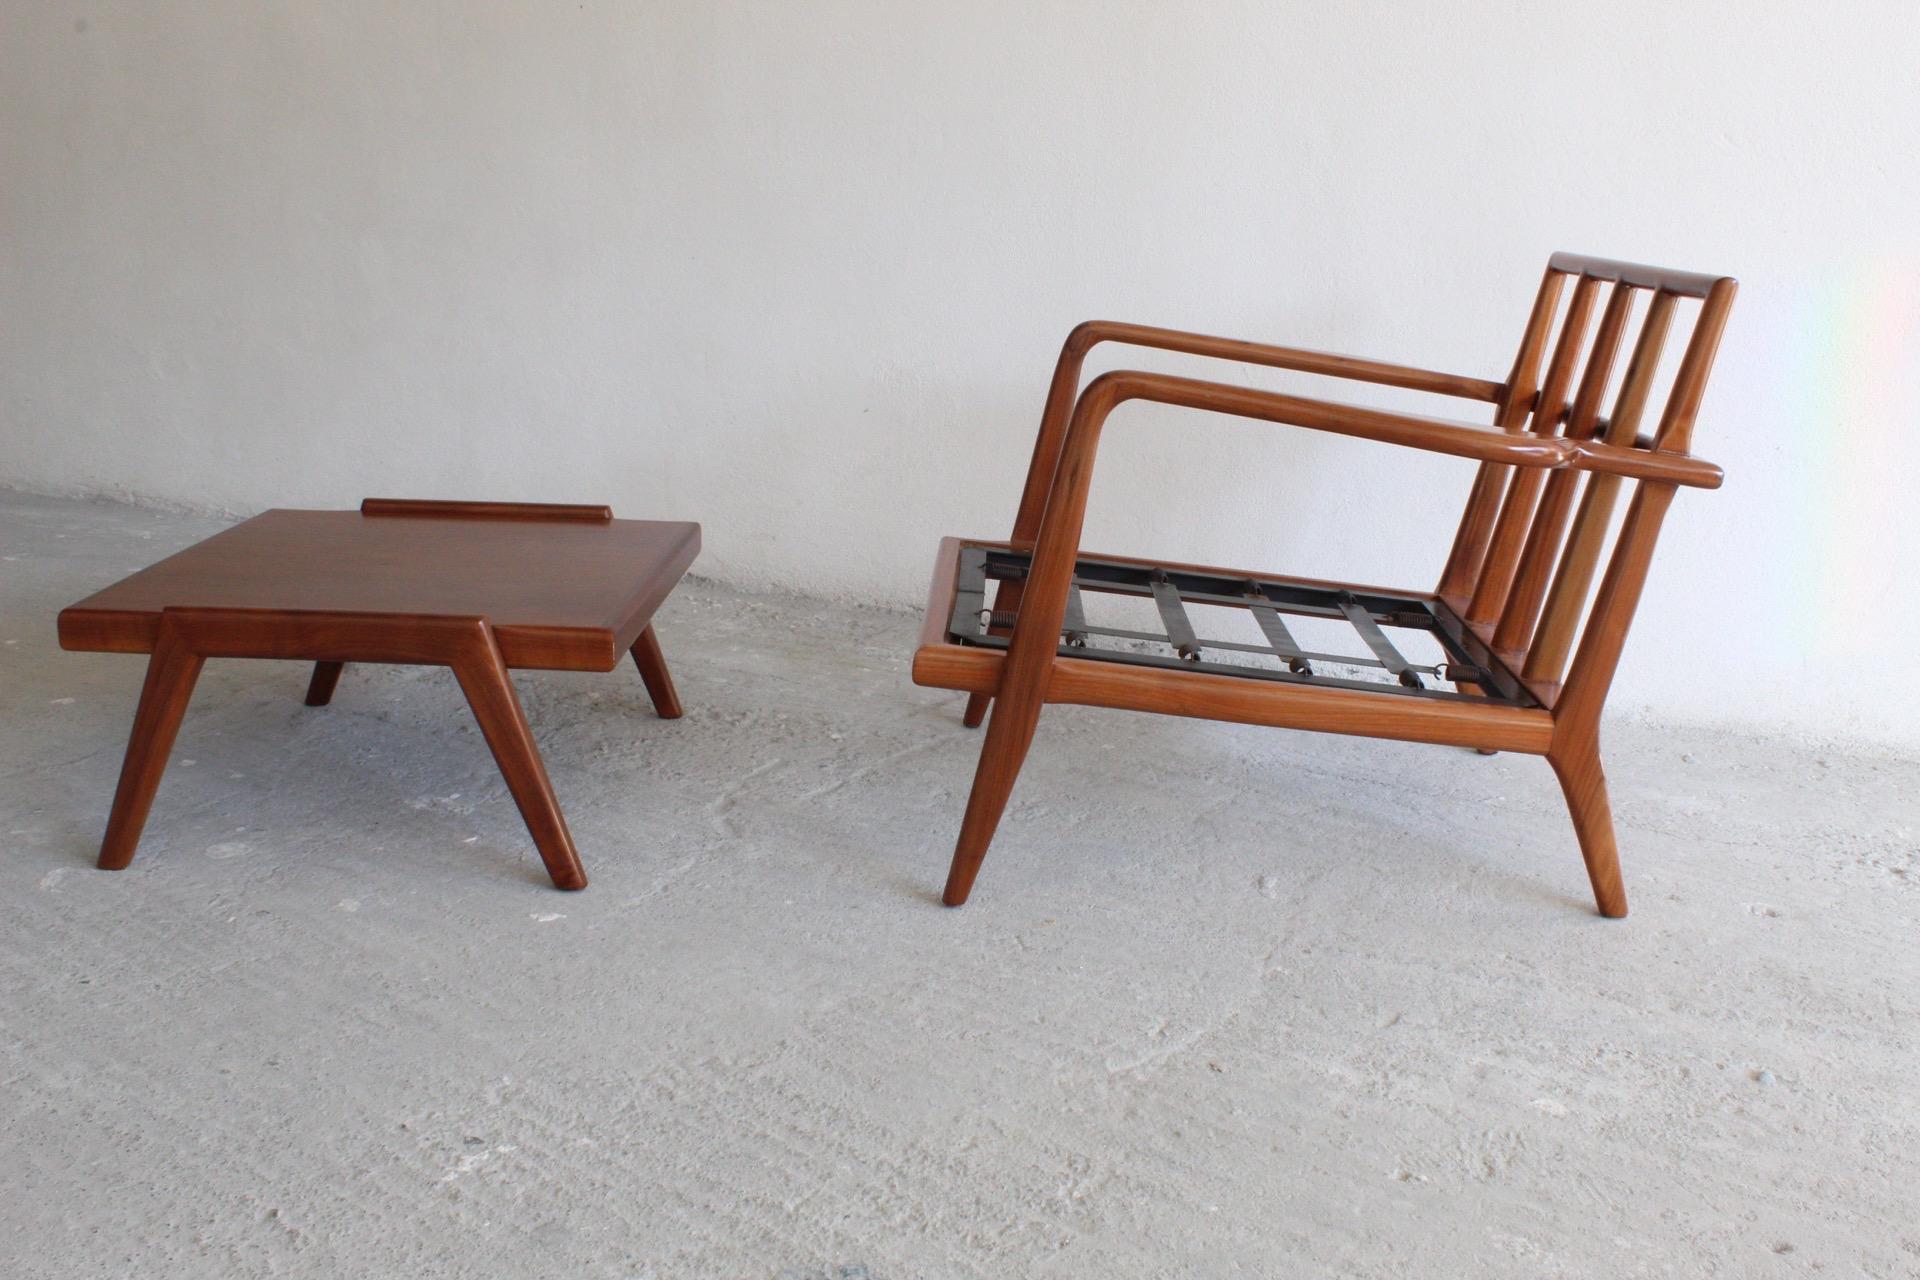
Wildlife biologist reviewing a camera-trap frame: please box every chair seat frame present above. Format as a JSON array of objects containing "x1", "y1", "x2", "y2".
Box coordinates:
[{"x1": 912, "y1": 253, "x2": 1737, "y2": 917}]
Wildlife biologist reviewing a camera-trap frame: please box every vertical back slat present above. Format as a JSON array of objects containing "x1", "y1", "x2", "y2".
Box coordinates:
[
  {"x1": 1437, "y1": 267, "x2": 1566, "y2": 602},
  {"x1": 1550, "y1": 481, "x2": 1679, "y2": 726},
  {"x1": 1523, "y1": 290, "x2": 1677, "y2": 684},
  {"x1": 1464, "y1": 273, "x2": 1601, "y2": 625},
  {"x1": 1491, "y1": 283, "x2": 1637, "y2": 656},
  {"x1": 1553, "y1": 277, "x2": 1739, "y2": 725},
  {"x1": 1651, "y1": 278, "x2": 1739, "y2": 455}
]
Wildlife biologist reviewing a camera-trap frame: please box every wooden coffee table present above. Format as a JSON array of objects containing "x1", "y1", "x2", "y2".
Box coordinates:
[{"x1": 57, "y1": 498, "x2": 701, "y2": 890}]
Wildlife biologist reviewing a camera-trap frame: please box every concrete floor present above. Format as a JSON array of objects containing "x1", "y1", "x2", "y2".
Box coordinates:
[{"x1": 2, "y1": 491, "x2": 1916, "y2": 1279}]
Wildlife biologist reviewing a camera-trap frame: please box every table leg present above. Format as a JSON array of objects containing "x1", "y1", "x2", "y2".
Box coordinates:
[
  {"x1": 304, "y1": 661, "x2": 346, "y2": 706},
  {"x1": 99, "y1": 621, "x2": 205, "y2": 870},
  {"x1": 629, "y1": 623, "x2": 683, "y2": 719},
  {"x1": 452, "y1": 629, "x2": 588, "y2": 891}
]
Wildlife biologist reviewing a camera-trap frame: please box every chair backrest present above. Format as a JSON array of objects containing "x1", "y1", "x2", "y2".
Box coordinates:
[{"x1": 1437, "y1": 253, "x2": 1736, "y2": 717}]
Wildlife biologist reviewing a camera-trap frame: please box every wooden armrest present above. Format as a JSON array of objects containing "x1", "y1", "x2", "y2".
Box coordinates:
[
  {"x1": 1567, "y1": 439, "x2": 1723, "y2": 489},
  {"x1": 360, "y1": 498, "x2": 614, "y2": 523},
  {"x1": 1068, "y1": 320, "x2": 1506, "y2": 404},
  {"x1": 1545, "y1": 424, "x2": 1721, "y2": 489},
  {"x1": 1081, "y1": 372, "x2": 1722, "y2": 487},
  {"x1": 1089, "y1": 371, "x2": 1571, "y2": 467}
]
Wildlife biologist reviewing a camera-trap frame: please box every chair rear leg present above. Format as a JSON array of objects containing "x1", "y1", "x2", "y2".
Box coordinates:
[
  {"x1": 943, "y1": 688, "x2": 1046, "y2": 906},
  {"x1": 961, "y1": 693, "x2": 990, "y2": 727},
  {"x1": 1547, "y1": 739, "x2": 1627, "y2": 918}
]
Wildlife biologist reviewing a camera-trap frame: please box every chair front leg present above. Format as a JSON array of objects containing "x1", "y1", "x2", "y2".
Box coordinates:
[
  {"x1": 941, "y1": 376, "x2": 1126, "y2": 903},
  {"x1": 944, "y1": 687, "x2": 1047, "y2": 904}
]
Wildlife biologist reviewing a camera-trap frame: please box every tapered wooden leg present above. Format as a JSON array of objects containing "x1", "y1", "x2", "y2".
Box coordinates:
[
  {"x1": 453, "y1": 632, "x2": 587, "y2": 891},
  {"x1": 304, "y1": 661, "x2": 345, "y2": 706},
  {"x1": 1547, "y1": 740, "x2": 1627, "y2": 918},
  {"x1": 628, "y1": 624, "x2": 682, "y2": 719},
  {"x1": 942, "y1": 689, "x2": 1047, "y2": 906},
  {"x1": 98, "y1": 626, "x2": 205, "y2": 870},
  {"x1": 961, "y1": 693, "x2": 990, "y2": 727}
]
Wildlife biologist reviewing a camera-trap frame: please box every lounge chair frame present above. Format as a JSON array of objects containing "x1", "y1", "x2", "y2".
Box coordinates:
[{"x1": 912, "y1": 253, "x2": 1737, "y2": 916}]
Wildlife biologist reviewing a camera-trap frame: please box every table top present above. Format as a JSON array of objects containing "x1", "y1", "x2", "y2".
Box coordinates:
[{"x1": 58, "y1": 504, "x2": 701, "y2": 671}]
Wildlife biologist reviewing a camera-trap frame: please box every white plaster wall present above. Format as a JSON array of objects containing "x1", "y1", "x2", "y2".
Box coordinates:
[{"x1": 4, "y1": 2, "x2": 1918, "y2": 744}]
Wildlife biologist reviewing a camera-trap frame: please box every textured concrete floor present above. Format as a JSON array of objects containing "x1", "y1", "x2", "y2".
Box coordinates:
[{"x1": 2, "y1": 491, "x2": 1917, "y2": 1279}]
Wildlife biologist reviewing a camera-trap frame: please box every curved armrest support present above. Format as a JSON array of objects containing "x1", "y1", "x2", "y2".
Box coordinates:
[{"x1": 1008, "y1": 321, "x2": 1505, "y2": 543}]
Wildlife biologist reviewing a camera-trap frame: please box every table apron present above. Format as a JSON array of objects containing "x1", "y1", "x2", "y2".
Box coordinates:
[{"x1": 60, "y1": 609, "x2": 621, "y2": 670}]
